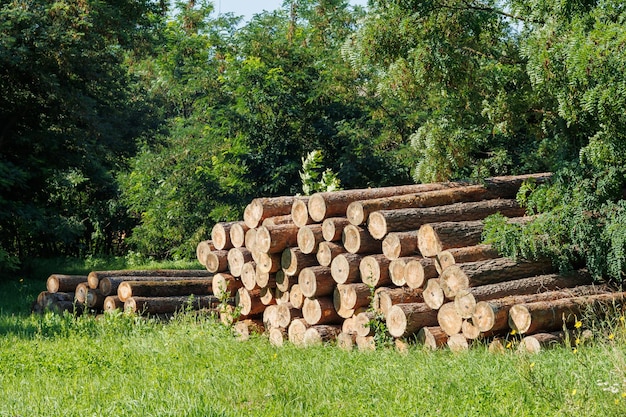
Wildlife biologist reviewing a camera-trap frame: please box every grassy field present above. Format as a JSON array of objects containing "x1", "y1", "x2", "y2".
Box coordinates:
[{"x1": 1, "y1": 259, "x2": 626, "y2": 416}]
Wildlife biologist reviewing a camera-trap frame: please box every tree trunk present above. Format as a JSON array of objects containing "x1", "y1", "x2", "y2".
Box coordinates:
[
  {"x1": 99, "y1": 275, "x2": 211, "y2": 297},
  {"x1": 386, "y1": 302, "x2": 439, "y2": 338},
  {"x1": 302, "y1": 297, "x2": 342, "y2": 325},
  {"x1": 229, "y1": 223, "x2": 249, "y2": 248},
  {"x1": 244, "y1": 196, "x2": 298, "y2": 228},
  {"x1": 417, "y1": 326, "x2": 448, "y2": 350},
  {"x1": 375, "y1": 287, "x2": 424, "y2": 316},
  {"x1": 298, "y1": 266, "x2": 335, "y2": 298},
  {"x1": 353, "y1": 311, "x2": 375, "y2": 337},
  {"x1": 330, "y1": 253, "x2": 364, "y2": 284},
  {"x1": 205, "y1": 250, "x2": 229, "y2": 273},
  {"x1": 211, "y1": 221, "x2": 239, "y2": 250},
  {"x1": 404, "y1": 257, "x2": 438, "y2": 289},
  {"x1": 281, "y1": 247, "x2": 318, "y2": 277},
  {"x1": 382, "y1": 230, "x2": 419, "y2": 260},
  {"x1": 423, "y1": 279, "x2": 445, "y2": 310},
  {"x1": 435, "y1": 244, "x2": 500, "y2": 274},
  {"x1": 461, "y1": 320, "x2": 481, "y2": 340},
  {"x1": 508, "y1": 292, "x2": 626, "y2": 335},
  {"x1": 227, "y1": 247, "x2": 254, "y2": 277},
  {"x1": 89, "y1": 270, "x2": 212, "y2": 292},
  {"x1": 439, "y1": 258, "x2": 556, "y2": 298},
  {"x1": 124, "y1": 295, "x2": 219, "y2": 315},
  {"x1": 86, "y1": 288, "x2": 106, "y2": 309},
  {"x1": 316, "y1": 241, "x2": 346, "y2": 267},
  {"x1": 47, "y1": 274, "x2": 88, "y2": 293},
  {"x1": 359, "y1": 254, "x2": 392, "y2": 287},
  {"x1": 342, "y1": 225, "x2": 382, "y2": 254},
  {"x1": 367, "y1": 199, "x2": 524, "y2": 239},
  {"x1": 322, "y1": 217, "x2": 351, "y2": 242},
  {"x1": 211, "y1": 273, "x2": 243, "y2": 298},
  {"x1": 297, "y1": 224, "x2": 324, "y2": 254},
  {"x1": 437, "y1": 302, "x2": 464, "y2": 336},
  {"x1": 255, "y1": 223, "x2": 300, "y2": 254},
  {"x1": 291, "y1": 197, "x2": 312, "y2": 228}
]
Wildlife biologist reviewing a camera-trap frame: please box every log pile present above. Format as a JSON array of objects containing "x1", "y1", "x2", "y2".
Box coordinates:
[{"x1": 197, "y1": 172, "x2": 624, "y2": 351}]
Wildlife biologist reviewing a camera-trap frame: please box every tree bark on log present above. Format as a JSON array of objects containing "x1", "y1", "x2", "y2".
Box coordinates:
[
  {"x1": 86, "y1": 289, "x2": 105, "y2": 309},
  {"x1": 117, "y1": 280, "x2": 212, "y2": 302},
  {"x1": 99, "y1": 275, "x2": 212, "y2": 297},
  {"x1": 124, "y1": 295, "x2": 219, "y2": 315},
  {"x1": 417, "y1": 326, "x2": 448, "y2": 350},
  {"x1": 439, "y1": 258, "x2": 556, "y2": 298},
  {"x1": 281, "y1": 247, "x2": 318, "y2": 277},
  {"x1": 359, "y1": 254, "x2": 392, "y2": 287},
  {"x1": 302, "y1": 297, "x2": 342, "y2": 325},
  {"x1": 47, "y1": 274, "x2": 88, "y2": 293},
  {"x1": 330, "y1": 253, "x2": 364, "y2": 284},
  {"x1": 212, "y1": 273, "x2": 243, "y2": 298},
  {"x1": 386, "y1": 302, "x2": 440, "y2": 338},
  {"x1": 382, "y1": 231, "x2": 420, "y2": 260},
  {"x1": 297, "y1": 224, "x2": 324, "y2": 254},
  {"x1": 299, "y1": 266, "x2": 335, "y2": 298},
  {"x1": 244, "y1": 196, "x2": 298, "y2": 229},
  {"x1": 435, "y1": 244, "x2": 500, "y2": 274},
  {"x1": 89, "y1": 269, "x2": 211, "y2": 291},
  {"x1": 255, "y1": 224, "x2": 300, "y2": 254},
  {"x1": 404, "y1": 257, "x2": 438, "y2": 289},
  {"x1": 376, "y1": 287, "x2": 424, "y2": 316},
  {"x1": 211, "y1": 221, "x2": 238, "y2": 251},
  {"x1": 368, "y1": 199, "x2": 525, "y2": 240},
  {"x1": 316, "y1": 241, "x2": 346, "y2": 267},
  {"x1": 322, "y1": 217, "x2": 351, "y2": 242},
  {"x1": 518, "y1": 331, "x2": 569, "y2": 353},
  {"x1": 342, "y1": 225, "x2": 382, "y2": 254},
  {"x1": 291, "y1": 197, "x2": 312, "y2": 228}
]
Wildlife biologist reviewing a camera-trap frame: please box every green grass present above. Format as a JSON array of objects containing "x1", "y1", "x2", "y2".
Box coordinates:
[{"x1": 1, "y1": 258, "x2": 626, "y2": 416}]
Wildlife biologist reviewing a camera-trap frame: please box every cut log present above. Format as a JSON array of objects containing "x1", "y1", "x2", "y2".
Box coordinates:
[
  {"x1": 99, "y1": 275, "x2": 211, "y2": 297},
  {"x1": 86, "y1": 289, "x2": 105, "y2": 309},
  {"x1": 353, "y1": 311, "x2": 375, "y2": 337},
  {"x1": 259, "y1": 286, "x2": 276, "y2": 306},
  {"x1": 388, "y1": 258, "x2": 409, "y2": 286},
  {"x1": 211, "y1": 221, "x2": 238, "y2": 250},
  {"x1": 103, "y1": 296, "x2": 123, "y2": 312},
  {"x1": 37, "y1": 291, "x2": 74, "y2": 310},
  {"x1": 289, "y1": 284, "x2": 305, "y2": 309},
  {"x1": 376, "y1": 287, "x2": 424, "y2": 316},
  {"x1": 255, "y1": 223, "x2": 300, "y2": 254},
  {"x1": 196, "y1": 240, "x2": 215, "y2": 266},
  {"x1": 298, "y1": 266, "x2": 335, "y2": 298},
  {"x1": 244, "y1": 228, "x2": 257, "y2": 253},
  {"x1": 303, "y1": 325, "x2": 342, "y2": 346},
  {"x1": 382, "y1": 231, "x2": 420, "y2": 260},
  {"x1": 342, "y1": 316, "x2": 357, "y2": 335},
  {"x1": 368, "y1": 199, "x2": 525, "y2": 240},
  {"x1": 227, "y1": 247, "x2": 254, "y2": 277},
  {"x1": 263, "y1": 304, "x2": 279, "y2": 329},
  {"x1": 47, "y1": 274, "x2": 88, "y2": 293},
  {"x1": 386, "y1": 302, "x2": 439, "y2": 338},
  {"x1": 235, "y1": 287, "x2": 265, "y2": 316},
  {"x1": 262, "y1": 215, "x2": 294, "y2": 227},
  {"x1": 89, "y1": 270, "x2": 212, "y2": 292},
  {"x1": 322, "y1": 217, "x2": 351, "y2": 242},
  {"x1": 116, "y1": 280, "x2": 211, "y2": 302},
  {"x1": 333, "y1": 283, "x2": 371, "y2": 318},
  {"x1": 437, "y1": 302, "x2": 464, "y2": 336},
  {"x1": 274, "y1": 303, "x2": 303, "y2": 328},
  {"x1": 256, "y1": 252, "x2": 281, "y2": 274},
  {"x1": 435, "y1": 244, "x2": 500, "y2": 274},
  {"x1": 461, "y1": 320, "x2": 481, "y2": 340},
  {"x1": 404, "y1": 257, "x2": 438, "y2": 289},
  {"x1": 454, "y1": 289, "x2": 477, "y2": 319},
  {"x1": 359, "y1": 254, "x2": 392, "y2": 287},
  {"x1": 447, "y1": 334, "x2": 469, "y2": 352},
  {"x1": 205, "y1": 250, "x2": 229, "y2": 273},
  {"x1": 416, "y1": 326, "x2": 448, "y2": 350},
  {"x1": 330, "y1": 253, "x2": 364, "y2": 284},
  {"x1": 274, "y1": 287, "x2": 290, "y2": 305},
  {"x1": 509, "y1": 292, "x2": 626, "y2": 335},
  {"x1": 234, "y1": 319, "x2": 264, "y2": 341},
  {"x1": 255, "y1": 269, "x2": 276, "y2": 289},
  {"x1": 423, "y1": 279, "x2": 445, "y2": 310},
  {"x1": 356, "y1": 335, "x2": 376, "y2": 351},
  {"x1": 291, "y1": 197, "x2": 312, "y2": 228},
  {"x1": 124, "y1": 295, "x2": 219, "y2": 315},
  {"x1": 316, "y1": 241, "x2": 346, "y2": 267},
  {"x1": 229, "y1": 223, "x2": 249, "y2": 248},
  {"x1": 348, "y1": 173, "x2": 549, "y2": 228},
  {"x1": 302, "y1": 297, "x2": 341, "y2": 325},
  {"x1": 439, "y1": 258, "x2": 556, "y2": 298},
  {"x1": 288, "y1": 318, "x2": 311, "y2": 347},
  {"x1": 337, "y1": 332, "x2": 356, "y2": 351},
  {"x1": 297, "y1": 224, "x2": 324, "y2": 254},
  {"x1": 244, "y1": 196, "x2": 298, "y2": 229},
  {"x1": 281, "y1": 247, "x2": 318, "y2": 277},
  {"x1": 275, "y1": 270, "x2": 292, "y2": 293},
  {"x1": 518, "y1": 331, "x2": 568, "y2": 353},
  {"x1": 240, "y1": 262, "x2": 258, "y2": 291},
  {"x1": 212, "y1": 273, "x2": 243, "y2": 298},
  {"x1": 269, "y1": 328, "x2": 288, "y2": 347},
  {"x1": 342, "y1": 225, "x2": 382, "y2": 254},
  {"x1": 74, "y1": 282, "x2": 89, "y2": 304}
]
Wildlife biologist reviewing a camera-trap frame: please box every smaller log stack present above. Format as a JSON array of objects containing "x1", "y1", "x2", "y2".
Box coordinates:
[
  {"x1": 201, "y1": 172, "x2": 624, "y2": 351},
  {"x1": 33, "y1": 269, "x2": 222, "y2": 317}
]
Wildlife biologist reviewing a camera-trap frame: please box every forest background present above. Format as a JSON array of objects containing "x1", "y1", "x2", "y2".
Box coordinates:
[{"x1": 2, "y1": 0, "x2": 626, "y2": 283}]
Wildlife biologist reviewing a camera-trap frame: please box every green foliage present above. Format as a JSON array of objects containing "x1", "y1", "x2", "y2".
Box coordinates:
[{"x1": 299, "y1": 150, "x2": 341, "y2": 195}]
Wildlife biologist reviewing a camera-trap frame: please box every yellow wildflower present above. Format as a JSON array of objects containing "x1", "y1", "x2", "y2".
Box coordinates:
[
  {"x1": 608, "y1": 333, "x2": 615, "y2": 340},
  {"x1": 572, "y1": 389, "x2": 577, "y2": 396},
  {"x1": 574, "y1": 320, "x2": 582, "y2": 329},
  {"x1": 510, "y1": 329, "x2": 517, "y2": 336}
]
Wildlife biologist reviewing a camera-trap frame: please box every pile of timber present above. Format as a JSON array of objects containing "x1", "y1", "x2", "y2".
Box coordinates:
[
  {"x1": 33, "y1": 269, "x2": 223, "y2": 317},
  {"x1": 198, "y1": 172, "x2": 624, "y2": 351}
]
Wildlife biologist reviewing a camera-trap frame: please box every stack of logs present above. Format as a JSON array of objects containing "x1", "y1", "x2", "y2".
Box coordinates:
[
  {"x1": 33, "y1": 269, "x2": 222, "y2": 317},
  {"x1": 198, "y1": 172, "x2": 625, "y2": 352}
]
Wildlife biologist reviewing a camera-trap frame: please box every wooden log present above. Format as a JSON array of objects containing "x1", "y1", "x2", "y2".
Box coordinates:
[
  {"x1": 205, "y1": 250, "x2": 229, "y2": 273},
  {"x1": 233, "y1": 319, "x2": 264, "y2": 341},
  {"x1": 368, "y1": 199, "x2": 525, "y2": 240},
  {"x1": 244, "y1": 196, "x2": 298, "y2": 229},
  {"x1": 353, "y1": 311, "x2": 375, "y2": 337},
  {"x1": 316, "y1": 241, "x2": 346, "y2": 267},
  {"x1": 388, "y1": 258, "x2": 409, "y2": 286},
  {"x1": 342, "y1": 316, "x2": 357, "y2": 335},
  {"x1": 322, "y1": 217, "x2": 351, "y2": 242},
  {"x1": 404, "y1": 257, "x2": 438, "y2": 289},
  {"x1": 376, "y1": 287, "x2": 424, "y2": 317},
  {"x1": 275, "y1": 287, "x2": 290, "y2": 305},
  {"x1": 255, "y1": 223, "x2": 300, "y2": 254},
  {"x1": 255, "y1": 268, "x2": 276, "y2": 289},
  {"x1": 269, "y1": 328, "x2": 288, "y2": 347},
  {"x1": 196, "y1": 240, "x2": 215, "y2": 266},
  {"x1": 330, "y1": 253, "x2": 363, "y2": 284},
  {"x1": 454, "y1": 289, "x2": 477, "y2": 319},
  {"x1": 275, "y1": 270, "x2": 292, "y2": 292},
  {"x1": 236, "y1": 287, "x2": 266, "y2": 316},
  {"x1": 289, "y1": 284, "x2": 305, "y2": 309},
  {"x1": 89, "y1": 269, "x2": 212, "y2": 293},
  {"x1": 227, "y1": 247, "x2": 254, "y2": 277},
  {"x1": 423, "y1": 279, "x2": 445, "y2": 310},
  {"x1": 461, "y1": 320, "x2": 481, "y2": 340},
  {"x1": 124, "y1": 295, "x2": 219, "y2": 315},
  {"x1": 356, "y1": 335, "x2": 376, "y2": 351},
  {"x1": 211, "y1": 273, "x2": 243, "y2": 298},
  {"x1": 274, "y1": 303, "x2": 303, "y2": 328},
  {"x1": 302, "y1": 297, "x2": 341, "y2": 325},
  {"x1": 437, "y1": 302, "x2": 464, "y2": 336},
  {"x1": 342, "y1": 225, "x2": 382, "y2": 254},
  {"x1": 288, "y1": 318, "x2": 311, "y2": 347},
  {"x1": 211, "y1": 221, "x2": 238, "y2": 251},
  {"x1": 347, "y1": 173, "x2": 549, "y2": 227},
  {"x1": 229, "y1": 223, "x2": 249, "y2": 248},
  {"x1": 297, "y1": 224, "x2": 324, "y2": 254},
  {"x1": 509, "y1": 292, "x2": 626, "y2": 335},
  {"x1": 103, "y1": 296, "x2": 123, "y2": 312},
  {"x1": 447, "y1": 334, "x2": 469, "y2": 352},
  {"x1": 303, "y1": 325, "x2": 342, "y2": 346},
  {"x1": 256, "y1": 252, "x2": 281, "y2": 274},
  {"x1": 37, "y1": 291, "x2": 75, "y2": 310},
  {"x1": 86, "y1": 289, "x2": 106, "y2": 309},
  {"x1": 281, "y1": 247, "x2": 318, "y2": 277},
  {"x1": 74, "y1": 282, "x2": 89, "y2": 304},
  {"x1": 262, "y1": 215, "x2": 294, "y2": 227},
  {"x1": 36, "y1": 299, "x2": 84, "y2": 315},
  {"x1": 518, "y1": 331, "x2": 569, "y2": 353},
  {"x1": 263, "y1": 304, "x2": 279, "y2": 329},
  {"x1": 416, "y1": 326, "x2": 448, "y2": 350},
  {"x1": 291, "y1": 197, "x2": 312, "y2": 227},
  {"x1": 47, "y1": 274, "x2": 88, "y2": 293},
  {"x1": 333, "y1": 283, "x2": 371, "y2": 318},
  {"x1": 359, "y1": 254, "x2": 392, "y2": 287},
  {"x1": 435, "y1": 244, "x2": 500, "y2": 274},
  {"x1": 439, "y1": 258, "x2": 556, "y2": 299},
  {"x1": 337, "y1": 332, "x2": 356, "y2": 351},
  {"x1": 240, "y1": 262, "x2": 258, "y2": 291},
  {"x1": 299, "y1": 266, "x2": 335, "y2": 298},
  {"x1": 244, "y1": 228, "x2": 257, "y2": 253},
  {"x1": 386, "y1": 302, "x2": 439, "y2": 338},
  {"x1": 259, "y1": 286, "x2": 276, "y2": 306},
  {"x1": 382, "y1": 231, "x2": 419, "y2": 260},
  {"x1": 99, "y1": 275, "x2": 211, "y2": 297}
]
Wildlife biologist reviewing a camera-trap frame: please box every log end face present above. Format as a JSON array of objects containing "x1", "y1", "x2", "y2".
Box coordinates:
[
  {"x1": 472, "y1": 301, "x2": 496, "y2": 333},
  {"x1": 291, "y1": 199, "x2": 310, "y2": 227},
  {"x1": 346, "y1": 202, "x2": 365, "y2": 226},
  {"x1": 417, "y1": 224, "x2": 441, "y2": 258},
  {"x1": 509, "y1": 304, "x2": 532, "y2": 335},
  {"x1": 46, "y1": 276, "x2": 60, "y2": 294},
  {"x1": 367, "y1": 212, "x2": 388, "y2": 240},
  {"x1": 404, "y1": 260, "x2": 425, "y2": 289},
  {"x1": 308, "y1": 194, "x2": 327, "y2": 222},
  {"x1": 386, "y1": 305, "x2": 408, "y2": 338},
  {"x1": 302, "y1": 298, "x2": 322, "y2": 325}
]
